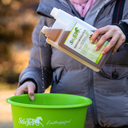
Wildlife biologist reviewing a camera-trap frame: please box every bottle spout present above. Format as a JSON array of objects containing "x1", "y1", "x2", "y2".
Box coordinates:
[
  {"x1": 41, "y1": 26, "x2": 50, "y2": 34},
  {"x1": 41, "y1": 26, "x2": 62, "y2": 42}
]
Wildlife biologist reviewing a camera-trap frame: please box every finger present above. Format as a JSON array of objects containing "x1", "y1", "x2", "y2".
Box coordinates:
[
  {"x1": 101, "y1": 33, "x2": 119, "y2": 55},
  {"x1": 95, "y1": 31, "x2": 112, "y2": 51},
  {"x1": 28, "y1": 85, "x2": 35, "y2": 101},
  {"x1": 111, "y1": 36, "x2": 126, "y2": 54},
  {"x1": 14, "y1": 87, "x2": 27, "y2": 95},
  {"x1": 91, "y1": 26, "x2": 109, "y2": 43}
]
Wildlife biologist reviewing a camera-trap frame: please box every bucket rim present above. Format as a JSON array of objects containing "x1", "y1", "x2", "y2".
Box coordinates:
[{"x1": 6, "y1": 93, "x2": 92, "y2": 109}]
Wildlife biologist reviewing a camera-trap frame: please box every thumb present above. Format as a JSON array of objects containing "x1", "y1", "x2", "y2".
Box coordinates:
[{"x1": 28, "y1": 85, "x2": 35, "y2": 101}]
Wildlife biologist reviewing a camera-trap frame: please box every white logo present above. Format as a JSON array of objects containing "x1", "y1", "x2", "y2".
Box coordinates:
[
  {"x1": 18, "y1": 117, "x2": 72, "y2": 127},
  {"x1": 46, "y1": 119, "x2": 71, "y2": 125},
  {"x1": 18, "y1": 117, "x2": 44, "y2": 127}
]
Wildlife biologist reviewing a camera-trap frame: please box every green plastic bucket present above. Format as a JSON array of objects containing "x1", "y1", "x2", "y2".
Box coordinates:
[{"x1": 7, "y1": 93, "x2": 92, "y2": 128}]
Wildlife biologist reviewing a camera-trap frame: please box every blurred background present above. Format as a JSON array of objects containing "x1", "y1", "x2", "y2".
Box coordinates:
[{"x1": 0, "y1": 0, "x2": 40, "y2": 127}]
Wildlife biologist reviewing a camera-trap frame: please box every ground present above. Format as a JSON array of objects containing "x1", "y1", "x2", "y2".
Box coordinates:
[
  {"x1": 0, "y1": 87, "x2": 15, "y2": 128},
  {"x1": 0, "y1": 85, "x2": 50, "y2": 128}
]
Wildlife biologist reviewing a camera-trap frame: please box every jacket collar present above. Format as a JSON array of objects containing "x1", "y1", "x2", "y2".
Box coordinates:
[
  {"x1": 36, "y1": 0, "x2": 72, "y2": 18},
  {"x1": 36, "y1": 0, "x2": 114, "y2": 19}
]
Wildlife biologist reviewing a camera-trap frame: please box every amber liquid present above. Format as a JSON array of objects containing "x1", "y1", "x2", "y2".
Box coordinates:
[
  {"x1": 44, "y1": 29, "x2": 62, "y2": 42},
  {"x1": 44, "y1": 29, "x2": 112, "y2": 69},
  {"x1": 57, "y1": 31, "x2": 111, "y2": 69}
]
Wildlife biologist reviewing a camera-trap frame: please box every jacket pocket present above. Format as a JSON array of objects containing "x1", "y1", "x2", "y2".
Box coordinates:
[
  {"x1": 94, "y1": 65, "x2": 128, "y2": 93},
  {"x1": 57, "y1": 68, "x2": 88, "y2": 95},
  {"x1": 52, "y1": 66, "x2": 67, "y2": 84},
  {"x1": 93, "y1": 65, "x2": 128, "y2": 125}
]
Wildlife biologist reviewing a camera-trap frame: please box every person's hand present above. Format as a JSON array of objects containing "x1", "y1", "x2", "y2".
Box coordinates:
[
  {"x1": 14, "y1": 81, "x2": 36, "y2": 101},
  {"x1": 90, "y1": 25, "x2": 126, "y2": 54}
]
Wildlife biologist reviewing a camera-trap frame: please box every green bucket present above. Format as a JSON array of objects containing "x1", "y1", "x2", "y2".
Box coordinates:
[{"x1": 7, "y1": 93, "x2": 92, "y2": 128}]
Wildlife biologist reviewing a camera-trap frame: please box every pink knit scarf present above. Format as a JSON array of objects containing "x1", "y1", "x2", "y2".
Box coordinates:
[{"x1": 69, "y1": 0, "x2": 97, "y2": 17}]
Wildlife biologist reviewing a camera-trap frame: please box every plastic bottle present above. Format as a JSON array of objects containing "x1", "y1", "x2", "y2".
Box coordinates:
[{"x1": 41, "y1": 7, "x2": 112, "y2": 72}]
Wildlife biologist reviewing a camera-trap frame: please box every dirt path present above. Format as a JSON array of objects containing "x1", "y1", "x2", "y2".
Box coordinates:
[
  {"x1": 0, "y1": 85, "x2": 50, "y2": 128},
  {"x1": 0, "y1": 88, "x2": 15, "y2": 128}
]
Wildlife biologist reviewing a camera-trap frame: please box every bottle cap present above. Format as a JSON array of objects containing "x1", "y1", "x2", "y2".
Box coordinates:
[
  {"x1": 41, "y1": 26, "x2": 49, "y2": 34},
  {"x1": 50, "y1": 7, "x2": 59, "y2": 18}
]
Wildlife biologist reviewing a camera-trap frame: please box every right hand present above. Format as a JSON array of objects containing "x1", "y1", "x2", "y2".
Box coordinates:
[
  {"x1": 14, "y1": 81, "x2": 36, "y2": 101},
  {"x1": 90, "y1": 25, "x2": 126, "y2": 55}
]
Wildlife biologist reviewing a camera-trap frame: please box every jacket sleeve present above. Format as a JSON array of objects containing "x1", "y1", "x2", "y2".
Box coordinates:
[
  {"x1": 18, "y1": 16, "x2": 55, "y2": 93},
  {"x1": 115, "y1": 20, "x2": 128, "y2": 43}
]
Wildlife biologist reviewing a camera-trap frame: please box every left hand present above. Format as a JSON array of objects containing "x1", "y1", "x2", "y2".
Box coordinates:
[
  {"x1": 14, "y1": 81, "x2": 36, "y2": 101},
  {"x1": 90, "y1": 25, "x2": 126, "y2": 54}
]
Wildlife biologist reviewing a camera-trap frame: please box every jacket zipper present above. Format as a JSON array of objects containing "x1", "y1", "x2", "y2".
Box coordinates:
[
  {"x1": 88, "y1": 69, "x2": 98, "y2": 125},
  {"x1": 66, "y1": 0, "x2": 98, "y2": 125}
]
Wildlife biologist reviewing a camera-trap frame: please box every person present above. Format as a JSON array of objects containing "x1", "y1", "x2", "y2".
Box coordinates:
[{"x1": 14, "y1": 0, "x2": 128, "y2": 128}]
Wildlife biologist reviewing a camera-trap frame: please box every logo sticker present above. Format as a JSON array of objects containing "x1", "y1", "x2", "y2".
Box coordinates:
[{"x1": 18, "y1": 117, "x2": 71, "y2": 127}]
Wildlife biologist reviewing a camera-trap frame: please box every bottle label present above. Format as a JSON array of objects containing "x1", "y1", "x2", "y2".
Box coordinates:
[{"x1": 64, "y1": 23, "x2": 109, "y2": 64}]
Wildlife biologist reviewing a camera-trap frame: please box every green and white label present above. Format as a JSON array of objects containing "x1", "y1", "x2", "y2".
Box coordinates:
[{"x1": 64, "y1": 23, "x2": 109, "y2": 64}]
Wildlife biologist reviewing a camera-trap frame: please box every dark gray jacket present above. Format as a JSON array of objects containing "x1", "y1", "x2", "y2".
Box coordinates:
[{"x1": 18, "y1": 0, "x2": 128, "y2": 127}]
